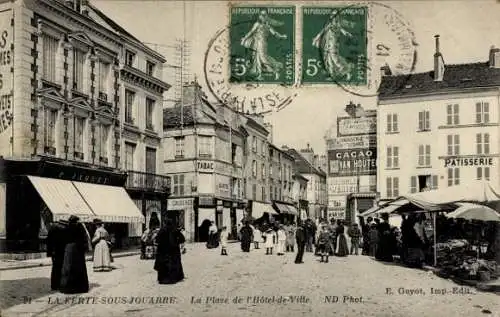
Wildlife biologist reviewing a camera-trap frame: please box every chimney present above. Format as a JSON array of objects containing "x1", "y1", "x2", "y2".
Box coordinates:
[
  {"x1": 182, "y1": 81, "x2": 201, "y2": 106},
  {"x1": 489, "y1": 45, "x2": 500, "y2": 68},
  {"x1": 433, "y1": 35, "x2": 445, "y2": 81}
]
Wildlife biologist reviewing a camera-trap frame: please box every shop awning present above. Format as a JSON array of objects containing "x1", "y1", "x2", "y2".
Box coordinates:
[
  {"x1": 27, "y1": 176, "x2": 96, "y2": 223},
  {"x1": 72, "y1": 181, "x2": 145, "y2": 223},
  {"x1": 274, "y1": 202, "x2": 290, "y2": 214},
  {"x1": 252, "y1": 201, "x2": 277, "y2": 219},
  {"x1": 287, "y1": 205, "x2": 299, "y2": 216}
]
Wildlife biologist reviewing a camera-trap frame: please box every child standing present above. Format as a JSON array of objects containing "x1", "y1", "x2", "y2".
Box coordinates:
[
  {"x1": 253, "y1": 226, "x2": 263, "y2": 249},
  {"x1": 264, "y1": 228, "x2": 274, "y2": 255},
  {"x1": 317, "y1": 225, "x2": 332, "y2": 263},
  {"x1": 220, "y1": 226, "x2": 229, "y2": 256},
  {"x1": 348, "y1": 223, "x2": 362, "y2": 255},
  {"x1": 277, "y1": 225, "x2": 287, "y2": 256}
]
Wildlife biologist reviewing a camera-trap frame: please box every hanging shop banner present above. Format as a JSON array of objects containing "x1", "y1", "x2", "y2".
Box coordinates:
[
  {"x1": 328, "y1": 148, "x2": 377, "y2": 177},
  {"x1": 337, "y1": 115, "x2": 376, "y2": 137},
  {"x1": 0, "y1": 9, "x2": 13, "y2": 156},
  {"x1": 326, "y1": 135, "x2": 376, "y2": 150}
]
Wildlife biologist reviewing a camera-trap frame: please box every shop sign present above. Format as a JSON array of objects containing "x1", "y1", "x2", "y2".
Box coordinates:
[
  {"x1": 328, "y1": 177, "x2": 358, "y2": 195},
  {"x1": 444, "y1": 157, "x2": 494, "y2": 167},
  {"x1": 215, "y1": 161, "x2": 232, "y2": 175},
  {"x1": 167, "y1": 198, "x2": 193, "y2": 210},
  {"x1": 328, "y1": 197, "x2": 346, "y2": 209},
  {"x1": 328, "y1": 148, "x2": 377, "y2": 177},
  {"x1": 0, "y1": 9, "x2": 13, "y2": 136},
  {"x1": 199, "y1": 196, "x2": 214, "y2": 206},
  {"x1": 328, "y1": 207, "x2": 345, "y2": 219},
  {"x1": 337, "y1": 116, "x2": 376, "y2": 136},
  {"x1": 198, "y1": 160, "x2": 214, "y2": 172},
  {"x1": 326, "y1": 135, "x2": 376, "y2": 150}
]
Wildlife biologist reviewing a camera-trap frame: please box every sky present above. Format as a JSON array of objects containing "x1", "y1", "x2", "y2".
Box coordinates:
[{"x1": 93, "y1": 0, "x2": 500, "y2": 154}]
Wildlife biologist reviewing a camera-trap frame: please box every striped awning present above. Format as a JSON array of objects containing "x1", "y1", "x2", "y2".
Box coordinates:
[{"x1": 252, "y1": 201, "x2": 277, "y2": 219}]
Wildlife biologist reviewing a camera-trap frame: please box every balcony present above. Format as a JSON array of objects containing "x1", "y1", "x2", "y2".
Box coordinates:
[{"x1": 125, "y1": 170, "x2": 171, "y2": 193}]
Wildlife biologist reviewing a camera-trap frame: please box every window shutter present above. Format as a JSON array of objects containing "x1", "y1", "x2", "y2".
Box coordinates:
[
  {"x1": 476, "y1": 103, "x2": 482, "y2": 123},
  {"x1": 386, "y1": 114, "x2": 391, "y2": 132},
  {"x1": 418, "y1": 145, "x2": 424, "y2": 166},
  {"x1": 425, "y1": 145, "x2": 431, "y2": 166},
  {"x1": 394, "y1": 178, "x2": 399, "y2": 197},
  {"x1": 484, "y1": 103, "x2": 490, "y2": 123},
  {"x1": 454, "y1": 104, "x2": 459, "y2": 124},
  {"x1": 386, "y1": 147, "x2": 392, "y2": 168},
  {"x1": 446, "y1": 105, "x2": 452, "y2": 125},
  {"x1": 454, "y1": 135, "x2": 460, "y2": 155},
  {"x1": 432, "y1": 175, "x2": 438, "y2": 190},
  {"x1": 393, "y1": 147, "x2": 399, "y2": 167},
  {"x1": 477, "y1": 167, "x2": 482, "y2": 180},
  {"x1": 410, "y1": 176, "x2": 417, "y2": 193},
  {"x1": 418, "y1": 112, "x2": 423, "y2": 130},
  {"x1": 454, "y1": 168, "x2": 460, "y2": 185},
  {"x1": 386, "y1": 177, "x2": 392, "y2": 197},
  {"x1": 425, "y1": 111, "x2": 430, "y2": 130},
  {"x1": 393, "y1": 114, "x2": 398, "y2": 132},
  {"x1": 484, "y1": 134, "x2": 490, "y2": 154}
]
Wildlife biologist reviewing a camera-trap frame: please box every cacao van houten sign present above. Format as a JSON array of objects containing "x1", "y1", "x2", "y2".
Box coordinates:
[{"x1": 328, "y1": 148, "x2": 377, "y2": 177}]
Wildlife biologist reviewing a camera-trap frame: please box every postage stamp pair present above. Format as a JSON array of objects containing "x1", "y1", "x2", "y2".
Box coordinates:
[{"x1": 229, "y1": 6, "x2": 367, "y2": 86}]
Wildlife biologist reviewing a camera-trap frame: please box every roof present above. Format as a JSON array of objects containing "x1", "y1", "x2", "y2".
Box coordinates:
[
  {"x1": 285, "y1": 149, "x2": 326, "y2": 177},
  {"x1": 163, "y1": 105, "x2": 217, "y2": 129},
  {"x1": 378, "y1": 62, "x2": 500, "y2": 100},
  {"x1": 293, "y1": 172, "x2": 309, "y2": 182}
]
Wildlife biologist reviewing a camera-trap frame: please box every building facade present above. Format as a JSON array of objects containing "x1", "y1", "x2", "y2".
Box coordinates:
[
  {"x1": 291, "y1": 172, "x2": 309, "y2": 220},
  {"x1": 162, "y1": 83, "x2": 245, "y2": 242},
  {"x1": 0, "y1": 0, "x2": 169, "y2": 253},
  {"x1": 325, "y1": 106, "x2": 377, "y2": 222},
  {"x1": 377, "y1": 36, "x2": 500, "y2": 201}
]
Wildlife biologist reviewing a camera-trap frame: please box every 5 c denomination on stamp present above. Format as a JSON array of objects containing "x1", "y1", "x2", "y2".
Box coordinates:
[
  {"x1": 230, "y1": 6, "x2": 295, "y2": 85},
  {"x1": 302, "y1": 6, "x2": 368, "y2": 85}
]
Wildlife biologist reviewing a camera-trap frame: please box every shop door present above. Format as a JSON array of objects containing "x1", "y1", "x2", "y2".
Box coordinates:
[
  {"x1": 230, "y1": 208, "x2": 237, "y2": 239},
  {"x1": 167, "y1": 210, "x2": 185, "y2": 229}
]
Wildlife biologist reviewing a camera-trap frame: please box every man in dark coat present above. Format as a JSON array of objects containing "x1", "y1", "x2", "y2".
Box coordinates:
[
  {"x1": 46, "y1": 219, "x2": 68, "y2": 290},
  {"x1": 240, "y1": 222, "x2": 253, "y2": 252},
  {"x1": 295, "y1": 223, "x2": 306, "y2": 264},
  {"x1": 154, "y1": 219, "x2": 185, "y2": 284}
]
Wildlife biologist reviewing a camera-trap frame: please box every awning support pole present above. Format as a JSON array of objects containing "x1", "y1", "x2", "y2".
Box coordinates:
[{"x1": 433, "y1": 212, "x2": 437, "y2": 267}]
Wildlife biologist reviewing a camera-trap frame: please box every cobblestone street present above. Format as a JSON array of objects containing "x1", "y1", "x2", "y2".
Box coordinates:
[{"x1": 1, "y1": 243, "x2": 499, "y2": 317}]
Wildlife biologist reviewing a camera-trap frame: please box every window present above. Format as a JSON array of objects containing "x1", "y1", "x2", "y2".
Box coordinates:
[
  {"x1": 44, "y1": 108, "x2": 57, "y2": 150},
  {"x1": 447, "y1": 135, "x2": 460, "y2": 155},
  {"x1": 42, "y1": 35, "x2": 58, "y2": 82},
  {"x1": 174, "y1": 137, "x2": 184, "y2": 157},
  {"x1": 261, "y1": 163, "x2": 266, "y2": 179},
  {"x1": 198, "y1": 136, "x2": 212, "y2": 157},
  {"x1": 418, "y1": 111, "x2": 430, "y2": 131},
  {"x1": 386, "y1": 113, "x2": 398, "y2": 133},
  {"x1": 252, "y1": 160, "x2": 257, "y2": 177},
  {"x1": 125, "y1": 142, "x2": 136, "y2": 171},
  {"x1": 74, "y1": 117, "x2": 85, "y2": 154},
  {"x1": 446, "y1": 104, "x2": 459, "y2": 125},
  {"x1": 73, "y1": 49, "x2": 84, "y2": 91},
  {"x1": 252, "y1": 136, "x2": 257, "y2": 152},
  {"x1": 173, "y1": 174, "x2": 185, "y2": 196},
  {"x1": 447, "y1": 168, "x2": 460, "y2": 186},
  {"x1": 262, "y1": 187, "x2": 266, "y2": 201},
  {"x1": 261, "y1": 140, "x2": 266, "y2": 156},
  {"x1": 418, "y1": 145, "x2": 431, "y2": 166},
  {"x1": 125, "y1": 90, "x2": 135, "y2": 124},
  {"x1": 274, "y1": 187, "x2": 278, "y2": 201},
  {"x1": 270, "y1": 186, "x2": 273, "y2": 200},
  {"x1": 145, "y1": 98, "x2": 155, "y2": 130},
  {"x1": 386, "y1": 177, "x2": 399, "y2": 198},
  {"x1": 269, "y1": 165, "x2": 273, "y2": 177},
  {"x1": 475, "y1": 102, "x2": 490, "y2": 124},
  {"x1": 232, "y1": 143, "x2": 237, "y2": 164},
  {"x1": 98, "y1": 62, "x2": 109, "y2": 95},
  {"x1": 386, "y1": 146, "x2": 399, "y2": 168},
  {"x1": 477, "y1": 167, "x2": 490, "y2": 181},
  {"x1": 476, "y1": 133, "x2": 490, "y2": 154},
  {"x1": 98, "y1": 124, "x2": 109, "y2": 162},
  {"x1": 145, "y1": 147, "x2": 156, "y2": 174},
  {"x1": 146, "y1": 61, "x2": 155, "y2": 76},
  {"x1": 125, "y1": 50, "x2": 135, "y2": 67},
  {"x1": 410, "y1": 176, "x2": 417, "y2": 193},
  {"x1": 252, "y1": 184, "x2": 256, "y2": 201}
]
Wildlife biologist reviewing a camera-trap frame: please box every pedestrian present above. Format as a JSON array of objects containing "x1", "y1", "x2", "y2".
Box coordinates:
[
  {"x1": 368, "y1": 223, "x2": 379, "y2": 256},
  {"x1": 140, "y1": 227, "x2": 151, "y2": 260},
  {"x1": 154, "y1": 219, "x2": 185, "y2": 284},
  {"x1": 277, "y1": 225, "x2": 286, "y2": 256},
  {"x1": 46, "y1": 219, "x2": 69, "y2": 291},
  {"x1": 348, "y1": 223, "x2": 362, "y2": 255},
  {"x1": 335, "y1": 220, "x2": 349, "y2": 257},
  {"x1": 206, "y1": 221, "x2": 219, "y2": 249},
  {"x1": 253, "y1": 225, "x2": 263, "y2": 249},
  {"x1": 317, "y1": 225, "x2": 332, "y2": 263},
  {"x1": 91, "y1": 219, "x2": 112, "y2": 272},
  {"x1": 264, "y1": 228, "x2": 274, "y2": 255},
  {"x1": 285, "y1": 223, "x2": 296, "y2": 252},
  {"x1": 220, "y1": 226, "x2": 229, "y2": 256},
  {"x1": 59, "y1": 216, "x2": 89, "y2": 294},
  {"x1": 361, "y1": 216, "x2": 372, "y2": 255},
  {"x1": 240, "y1": 221, "x2": 253, "y2": 252},
  {"x1": 375, "y1": 213, "x2": 394, "y2": 262},
  {"x1": 305, "y1": 219, "x2": 316, "y2": 253},
  {"x1": 295, "y1": 223, "x2": 306, "y2": 264}
]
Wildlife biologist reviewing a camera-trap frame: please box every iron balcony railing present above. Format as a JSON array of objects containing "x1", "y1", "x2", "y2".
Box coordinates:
[{"x1": 125, "y1": 170, "x2": 171, "y2": 192}]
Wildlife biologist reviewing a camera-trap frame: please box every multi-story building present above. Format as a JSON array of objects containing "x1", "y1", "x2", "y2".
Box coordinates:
[
  {"x1": 0, "y1": 0, "x2": 169, "y2": 254},
  {"x1": 268, "y1": 143, "x2": 298, "y2": 221},
  {"x1": 162, "y1": 82, "x2": 245, "y2": 242},
  {"x1": 377, "y1": 35, "x2": 500, "y2": 201},
  {"x1": 286, "y1": 146, "x2": 327, "y2": 219},
  {"x1": 291, "y1": 172, "x2": 309, "y2": 221}
]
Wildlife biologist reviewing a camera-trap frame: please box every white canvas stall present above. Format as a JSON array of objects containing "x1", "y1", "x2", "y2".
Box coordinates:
[{"x1": 198, "y1": 208, "x2": 215, "y2": 226}]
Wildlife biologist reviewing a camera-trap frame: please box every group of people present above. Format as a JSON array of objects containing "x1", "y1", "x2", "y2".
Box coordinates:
[{"x1": 46, "y1": 216, "x2": 114, "y2": 294}]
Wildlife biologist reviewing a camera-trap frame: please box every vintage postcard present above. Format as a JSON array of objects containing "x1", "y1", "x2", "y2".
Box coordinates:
[{"x1": 0, "y1": 0, "x2": 499, "y2": 317}]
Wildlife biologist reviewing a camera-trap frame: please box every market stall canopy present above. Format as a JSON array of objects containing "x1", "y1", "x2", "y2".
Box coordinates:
[
  {"x1": 446, "y1": 203, "x2": 500, "y2": 222},
  {"x1": 252, "y1": 201, "x2": 277, "y2": 219},
  {"x1": 405, "y1": 181, "x2": 500, "y2": 207}
]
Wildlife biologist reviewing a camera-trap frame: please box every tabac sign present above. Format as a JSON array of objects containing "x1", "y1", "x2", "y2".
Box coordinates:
[
  {"x1": 0, "y1": 9, "x2": 13, "y2": 138},
  {"x1": 328, "y1": 148, "x2": 377, "y2": 177}
]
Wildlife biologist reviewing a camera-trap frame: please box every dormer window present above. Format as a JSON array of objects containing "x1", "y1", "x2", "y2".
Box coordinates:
[{"x1": 125, "y1": 50, "x2": 135, "y2": 67}]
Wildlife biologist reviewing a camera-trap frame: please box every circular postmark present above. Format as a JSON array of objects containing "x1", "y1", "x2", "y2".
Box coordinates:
[
  {"x1": 308, "y1": 2, "x2": 418, "y2": 97},
  {"x1": 204, "y1": 8, "x2": 299, "y2": 114}
]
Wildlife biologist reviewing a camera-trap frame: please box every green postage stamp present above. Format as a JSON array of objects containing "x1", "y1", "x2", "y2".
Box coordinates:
[
  {"x1": 302, "y1": 7, "x2": 367, "y2": 85},
  {"x1": 229, "y1": 6, "x2": 295, "y2": 85}
]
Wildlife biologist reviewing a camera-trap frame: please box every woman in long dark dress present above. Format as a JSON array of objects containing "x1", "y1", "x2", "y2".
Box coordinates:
[
  {"x1": 154, "y1": 220, "x2": 185, "y2": 284},
  {"x1": 335, "y1": 221, "x2": 349, "y2": 257},
  {"x1": 375, "y1": 213, "x2": 394, "y2": 262},
  {"x1": 59, "y1": 216, "x2": 89, "y2": 294},
  {"x1": 240, "y1": 222, "x2": 253, "y2": 252}
]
